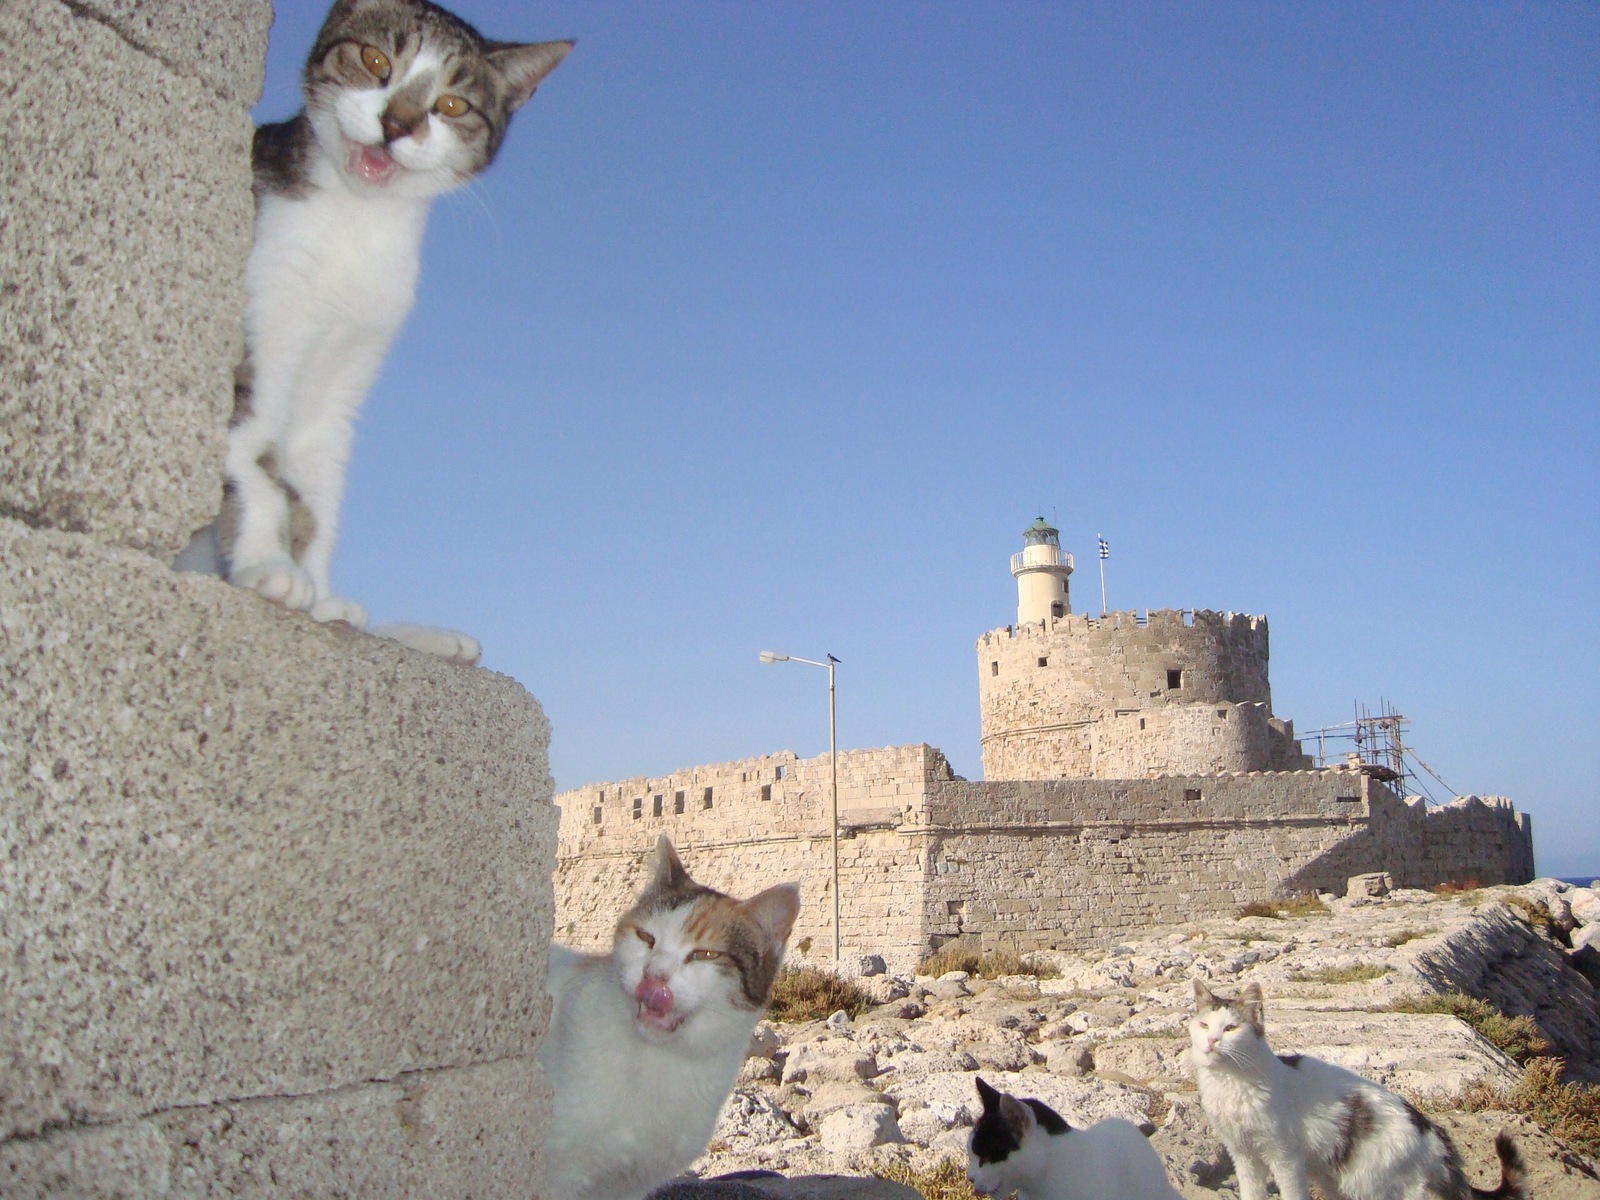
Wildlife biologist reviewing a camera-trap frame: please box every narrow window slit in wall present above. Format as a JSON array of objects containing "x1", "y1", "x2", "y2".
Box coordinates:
[
  {"x1": 652, "y1": 794, "x2": 663, "y2": 817},
  {"x1": 702, "y1": 786, "x2": 714, "y2": 810},
  {"x1": 592, "y1": 807, "x2": 602, "y2": 824},
  {"x1": 674, "y1": 790, "x2": 685, "y2": 814},
  {"x1": 1167, "y1": 668, "x2": 1183, "y2": 689},
  {"x1": 632, "y1": 797, "x2": 642, "y2": 820},
  {"x1": 760, "y1": 784, "x2": 772, "y2": 802}
]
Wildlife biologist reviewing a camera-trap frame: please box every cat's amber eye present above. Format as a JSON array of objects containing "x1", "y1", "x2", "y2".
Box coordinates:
[
  {"x1": 633, "y1": 927, "x2": 655, "y2": 948},
  {"x1": 360, "y1": 45, "x2": 391, "y2": 83},
  {"x1": 1222, "y1": 1022, "x2": 1238, "y2": 1032},
  {"x1": 435, "y1": 94, "x2": 472, "y2": 119},
  {"x1": 687, "y1": 948, "x2": 723, "y2": 963}
]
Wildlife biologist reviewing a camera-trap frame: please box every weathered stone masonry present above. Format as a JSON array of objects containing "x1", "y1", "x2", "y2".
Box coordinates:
[{"x1": 554, "y1": 746, "x2": 1533, "y2": 973}]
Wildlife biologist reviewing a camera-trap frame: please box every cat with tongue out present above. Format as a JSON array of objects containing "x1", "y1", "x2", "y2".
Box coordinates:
[
  {"x1": 179, "y1": 0, "x2": 569, "y2": 662},
  {"x1": 540, "y1": 836, "x2": 802, "y2": 1200}
]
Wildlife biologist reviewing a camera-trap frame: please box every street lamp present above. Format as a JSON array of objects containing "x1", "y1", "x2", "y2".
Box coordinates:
[{"x1": 759, "y1": 650, "x2": 842, "y2": 962}]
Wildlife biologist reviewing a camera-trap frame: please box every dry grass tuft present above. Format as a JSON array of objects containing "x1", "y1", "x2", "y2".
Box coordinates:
[
  {"x1": 1382, "y1": 993, "x2": 1551, "y2": 1064},
  {"x1": 1504, "y1": 894, "x2": 1569, "y2": 945},
  {"x1": 1440, "y1": 1057, "x2": 1600, "y2": 1159},
  {"x1": 1236, "y1": 894, "x2": 1331, "y2": 920},
  {"x1": 1289, "y1": 963, "x2": 1391, "y2": 984},
  {"x1": 765, "y1": 964, "x2": 874, "y2": 1023},
  {"x1": 873, "y1": 1155, "x2": 979, "y2": 1200},
  {"x1": 1381, "y1": 926, "x2": 1437, "y2": 947},
  {"x1": 916, "y1": 945, "x2": 1059, "y2": 980}
]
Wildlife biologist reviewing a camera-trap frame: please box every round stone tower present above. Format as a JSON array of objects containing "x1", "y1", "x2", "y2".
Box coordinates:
[
  {"x1": 1011, "y1": 517, "x2": 1073, "y2": 625},
  {"x1": 977, "y1": 523, "x2": 1310, "y2": 781}
]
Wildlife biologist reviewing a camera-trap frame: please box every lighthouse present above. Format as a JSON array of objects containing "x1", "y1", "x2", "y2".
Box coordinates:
[{"x1": 1011, "y1": 517, "x2": 1073, "y2": 625}]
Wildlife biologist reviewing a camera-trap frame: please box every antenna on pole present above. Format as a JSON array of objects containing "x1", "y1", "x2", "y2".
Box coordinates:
[{"x1": 1096, "y1": 534, "x2": 1109, "y2": 616}]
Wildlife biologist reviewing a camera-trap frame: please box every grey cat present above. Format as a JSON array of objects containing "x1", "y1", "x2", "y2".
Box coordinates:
[{"x1": 176, "y1": 0, "x2": 569, "y2": 664}]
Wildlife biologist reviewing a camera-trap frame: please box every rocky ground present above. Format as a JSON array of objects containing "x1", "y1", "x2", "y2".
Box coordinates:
[{"x1": 663, "y1": 879, "x2": 1600, "y2": 1199}]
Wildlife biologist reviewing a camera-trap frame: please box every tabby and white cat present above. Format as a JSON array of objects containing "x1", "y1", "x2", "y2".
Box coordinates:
[
  {"x1": 1190, "y1": 979, "x2": 1526, "y2": 1200},
  {"x1": 966, "y1": 1076, "x2": 1183, "y2": 1200},
  {"x1": 540, "y1": 836, "x2": 800, "y2": 1200},
  {"x1": 177, "y1": 0, "x2": 569, "y2": 664}
]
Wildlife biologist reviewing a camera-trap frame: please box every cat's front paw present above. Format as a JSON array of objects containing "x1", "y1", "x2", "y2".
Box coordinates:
[
  {"x1": 231, "y1": 559, "x2": 316, "y2": 611},
  {"x1": 370, "y1": 622, "x2": 482, "y2": 667},
  {"x1": 310, "y1": 596, "x2": 369, "y2": 629}
]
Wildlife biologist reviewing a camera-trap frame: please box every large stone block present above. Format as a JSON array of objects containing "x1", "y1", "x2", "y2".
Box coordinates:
[
  {"x1": 0, "y1": 1058, "x2": 547, "y2": 1198},
  {"x1": 0, "y1": 519, "x2": 555, "y2": 1142},
  {"x1": 0, "y1": 0, "x2": 258, "y2": 560},
  {"x1": 62, "y1": 0, "x2": 272, "y2": 104}
]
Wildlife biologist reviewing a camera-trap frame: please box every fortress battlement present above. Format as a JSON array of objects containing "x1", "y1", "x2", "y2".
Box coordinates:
[{"x1": 977, "y1": 607, "x2": 1269, "y2": 646}]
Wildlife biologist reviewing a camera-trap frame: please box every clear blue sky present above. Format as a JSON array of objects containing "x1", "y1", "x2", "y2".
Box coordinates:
[{"x1": 257, "y1": 2, "x2": 1598, "y2": 877}]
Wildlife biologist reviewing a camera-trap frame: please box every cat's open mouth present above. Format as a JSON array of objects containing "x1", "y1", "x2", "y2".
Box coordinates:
[
  {"x1": 636, "y1": 1001, "x2": 685, "y2": 1035},
  {"x1": 347, "y1": 142, "x2": 399, "y2": 186}
]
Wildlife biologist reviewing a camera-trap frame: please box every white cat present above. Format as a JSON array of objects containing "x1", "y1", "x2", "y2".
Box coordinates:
[
  {"x1": 1189, "y1": 979, "x2": 1525, "y2": 1200},
  {"x1": 966, "y1": 1076, "x2": 1183, "y2": 1200},
  {"x1": 177, "y1": 0, "x2": 569, "y2": 665},
  {"x1": 539, "y1": 836, "x2": 800, "y2": 1200}
]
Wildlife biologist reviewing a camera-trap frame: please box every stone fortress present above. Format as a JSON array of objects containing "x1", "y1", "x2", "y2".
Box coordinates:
[{"x1": 554, "y1": 519, "x2": 1534, "y2": 971}]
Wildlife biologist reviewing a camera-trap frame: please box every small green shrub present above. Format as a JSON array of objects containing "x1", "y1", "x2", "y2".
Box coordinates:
[
  {"x1": 917, "y1": 945, "x2": 1059, "y2": 980},
  {"x1": 1383, "y1": 993, "x2": 1551, "y2": 1063},
  {"x1": 1381, "y1": 926, "x2": 1436, "y2": 948},
  {"x1": 1289, "y1": 963, "x2": 1390, "y2": 984},
  {"x1": 765, "y1": 964, "x2": 874, "y2": 1023},
  {"x1": 1452, "y1": 1057, "x2": 1600, "y2": 1158},
  {"x1": 873, "y1": 1156, "x2": 978, "y2": 1200},
  {"x1": 1236, "y1": 894, "x2": 1330, "y2": 920}
]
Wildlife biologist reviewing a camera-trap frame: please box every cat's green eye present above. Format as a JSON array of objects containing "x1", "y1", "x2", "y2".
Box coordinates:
[
  {"x1": 687, "y1": 948, "x2": 722, "y2": 963},
  {"x1": 1223, "y1": 1022, "x2": 1238, "y2": 1032},
  {"x1": 633, "y1": 927, "x2": 655, "y2": 948},
  {"x1": 360, "y1": 45, "x2": 391, "y2": 83},
  {"x1": 435, "y1": 94, "x2": 472, "y2": 119}
]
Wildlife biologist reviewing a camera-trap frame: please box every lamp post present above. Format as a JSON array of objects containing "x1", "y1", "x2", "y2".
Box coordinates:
[{"x1": 759, "y1": 650, "x2": 841, "y2": 962}]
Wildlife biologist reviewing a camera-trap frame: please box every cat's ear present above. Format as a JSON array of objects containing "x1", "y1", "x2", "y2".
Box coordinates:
[
  {"x1": 997, "y1": 1092, "x2": 1034, "y2": 1139},
  {"x1": 742, "y1": 883, "x2": 801, "y2": 944},
  {"x1": 1240, "y1": 982, "x2": 1265, "y2": 1033},
  {"x1": 648, "y1": 835, "x2": 693, "y2": 891},
  {"x1": 1192, "y1": 978, "x2": 1220, "y2": 1011},
  {"x1": 975, "y1": 1076, "x2": 999, "y2": 1109},
  {"x1": 487, "y1": 40, "x2": 573, "y2": 112}
]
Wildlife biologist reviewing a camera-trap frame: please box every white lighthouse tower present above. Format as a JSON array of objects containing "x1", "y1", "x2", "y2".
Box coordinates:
[{"x1": 1012, "y1": 517, "x2": 1073, "y2": 625}]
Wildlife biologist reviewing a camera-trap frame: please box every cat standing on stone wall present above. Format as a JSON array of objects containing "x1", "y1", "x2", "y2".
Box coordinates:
[
  {"x1": 175, "y1": 0, "x2": 569, "y2": 665},
  {"x1": 1189, "y1": 979, "x2": 1526, "y2": 1200},
  {"x1": 540, "y1": 836, "x2": 801, "y2": 1200}
]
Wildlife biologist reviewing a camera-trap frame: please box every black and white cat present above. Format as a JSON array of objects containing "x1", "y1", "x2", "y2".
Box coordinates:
[
  {"x1": 177, "y1": 0, "x2": 569, "y2": 664},
  {"x1": 539, "y1": 837, "x2": 801, "y2": 1200},
  {"x1": 966, "y1": 1076, "x2": 1183, "y2": 1200},
  {"x1": 1190, "y1": 979, "x2": 1526, "y2": 1200}
]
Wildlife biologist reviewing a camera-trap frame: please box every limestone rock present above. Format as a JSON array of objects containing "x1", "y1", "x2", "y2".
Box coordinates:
[{"x1": 817, "y1": 1104, "x2": 903, "y2": 1153}]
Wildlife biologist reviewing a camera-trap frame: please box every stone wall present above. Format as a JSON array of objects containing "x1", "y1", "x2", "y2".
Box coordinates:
[
  {"x1": 976, "y1": 609, "x2": 1297, "y2": 780},
  {"x1": 1091, "y1": 703, "x2": 1310, "y2": 777},
  {"x1": 554, "y1": 750, "x2": 1534, "y2": 974},
  {"x1": 554, "y1": 746, "x2": 950, "y2": 961},
  {"x1": 0, "y1": 5, "x2": 558, "y2": 1194}
]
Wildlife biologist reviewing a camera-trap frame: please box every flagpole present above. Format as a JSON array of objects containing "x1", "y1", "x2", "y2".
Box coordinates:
[{"x1": 1097, "y1": 534, "x2": 1108, "y2": 616}]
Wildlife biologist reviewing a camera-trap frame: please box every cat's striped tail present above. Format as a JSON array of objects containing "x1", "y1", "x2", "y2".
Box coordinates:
[{"x1": 1470, "y1": 1130, "x2": 1526, "y2": 1200}]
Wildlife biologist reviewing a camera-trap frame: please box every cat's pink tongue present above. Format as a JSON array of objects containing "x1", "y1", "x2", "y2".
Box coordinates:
[
  {"x1": 635, "y1": 976, "x2": 675, "y2": 1021},
  {"x1": 349, "y1": 143, "x2": 397, "y2": 185}
]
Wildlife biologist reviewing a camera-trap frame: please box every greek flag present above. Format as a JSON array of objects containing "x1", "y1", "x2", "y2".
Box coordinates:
[{"x1": 1098, "y1": 536, "x2": 1109, "y2": 561}]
